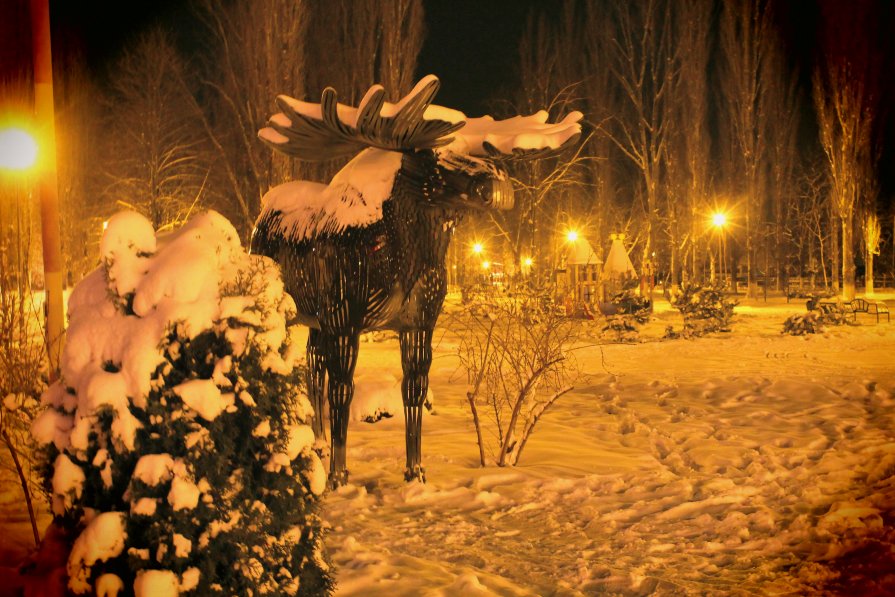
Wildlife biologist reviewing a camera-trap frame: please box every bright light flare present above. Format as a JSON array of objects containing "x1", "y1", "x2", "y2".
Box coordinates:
[
  {"x1": 566, "y1": 230, "x2": 579, "y2": 242},
  {"x1": 0, "y1": 127, "x2": 38, "y2": 171},
  {"x1": 481, "y1": 261, "x2": 491, "y2": 270},
  {"x1": 712, "y1": 213, "x2": 728, "y2": 228},
  {"x1": 523, "y1": 257, "x2": 533, "y2": 267},
  {"x1": 472, "y1": 242, "x2": 484, "y2": 254}
]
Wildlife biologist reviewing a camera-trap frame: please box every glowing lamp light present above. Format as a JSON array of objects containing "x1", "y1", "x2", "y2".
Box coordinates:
[
  {"x1": 712, "y1": 213, "x2": 727, "y2": 228},
  {"x1": 481, "y1": 261, "x2": 491, "y2": 270},
  {"x1": 523, "y1": 257, "x2": 533, "y2": 267},
  {"x1": 566, "y1": 230, "x2": 579, "y2": 243},
  {"x1": 472, "y1": 242, "x2": 484, "y2": 254},
  {"x1": 0, "y1": 127, "x2": 38, "y2": 171}
]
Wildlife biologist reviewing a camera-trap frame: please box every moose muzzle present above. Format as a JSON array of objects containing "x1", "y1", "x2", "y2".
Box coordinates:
[{"x1": 470, "y1": 177, "x2": 514, "y2": 210}]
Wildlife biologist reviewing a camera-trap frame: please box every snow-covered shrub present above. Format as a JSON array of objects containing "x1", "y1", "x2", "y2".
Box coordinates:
[
  {"x1": 782, "y1": 311, "x2": 825, "y2": 335},
  {"x1": 783, "y1": 306, "x2": 849, "y2": 335},
  {"x1": 32, "y1": 211, "x2": 331, "y2": 596},
  {"x1": 608, "y1": 288, "x2": 651, "y2": 324},
  {"x1": 454, "y1": 293, "x2": 581, "y2": 467},
  {"x1": 601, "y1": 315, "x2": 640, "y2": 343},
  {"x1": 667, "y1": 281, "x2": 737, "y2": 337}
]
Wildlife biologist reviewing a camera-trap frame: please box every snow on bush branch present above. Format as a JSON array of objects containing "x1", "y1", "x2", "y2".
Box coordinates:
[{"x1": 32, "y1": 211, "x2": 331, "y2": 596}]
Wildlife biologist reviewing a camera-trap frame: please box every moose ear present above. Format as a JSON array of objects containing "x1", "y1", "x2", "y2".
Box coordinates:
[{"x1": 259, "y1": 75, "x2": 467, "y2": 161}]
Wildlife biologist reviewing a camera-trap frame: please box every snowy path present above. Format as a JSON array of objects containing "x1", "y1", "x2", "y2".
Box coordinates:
[{"x1": 322, "y1": 299, "x2": 895, "y2": 595}]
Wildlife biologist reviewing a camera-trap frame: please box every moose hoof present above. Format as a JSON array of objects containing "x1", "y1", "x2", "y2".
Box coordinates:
[
  {"x1": 328, "y1": 468, "x2": 349, "y2": 490},
  {"x1": 404, "y1": 465, "x2": 426, "y2": 483}
]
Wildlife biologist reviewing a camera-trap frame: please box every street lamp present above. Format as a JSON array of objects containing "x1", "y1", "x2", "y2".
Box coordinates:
[
  {"x1": 0, "y1": 127, "x2": 38, "y2": 171},
  {"x1": 566, "y1": 229, "x2": 579, "y2": 243}
]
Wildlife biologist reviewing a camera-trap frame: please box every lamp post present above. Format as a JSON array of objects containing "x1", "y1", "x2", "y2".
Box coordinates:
[
  {"x1": 31, "y1": 0, "x2": 65, "y2": 378},
  {"x1": 711, "y1": 212, "x2": 727, "y2": 286}
]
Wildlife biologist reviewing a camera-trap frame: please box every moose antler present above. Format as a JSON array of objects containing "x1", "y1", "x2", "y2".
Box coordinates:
[
  {"x1": 259, "y1": 75, "x2": 583, "y2": 161},
  {"x1": 259, "y1": 75, "x2": 464, "y2": 161}
]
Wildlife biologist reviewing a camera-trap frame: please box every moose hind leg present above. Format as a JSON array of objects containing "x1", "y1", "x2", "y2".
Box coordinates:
[
  {"x1": 322, "y1": 332, "x2": 359, "y2": 488},
  {"x1": 400, "y1": 329, "x2": 432, "y2": 482},
  {"x1": 306, "y1": 328, "x2": 327, "y2": 442}
]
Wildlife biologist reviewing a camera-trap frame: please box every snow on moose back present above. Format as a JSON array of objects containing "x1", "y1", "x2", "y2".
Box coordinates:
[{"x1": 251, "y1": 74, "x2": 582, "y2": 486}]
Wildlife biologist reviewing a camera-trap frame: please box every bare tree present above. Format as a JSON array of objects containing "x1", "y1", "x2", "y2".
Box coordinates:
[
  {"x1": 455, "y1": 297, "x2": 581, "y2": 467},
  {"x1": 718, "y1": 0, "x2": 780, "y2": 298},
  {"x1": 602, "y1": 0, "x2": 678, "y2": 268},
  {"x1": 813, "y1": 1, "x2": 881, "y2": 300},
  {"x1": 54, "y1": 54, "x2": 106, "y2": 283},
  {"x1": 102, "y1": 29, "x2": 210, "y2": 231},
  {"x1": 864, "y1": 213, "x2": 881, "y2": 294},
  {"x1": 762, "y1": 40, "x2": 801, "y2": 292},
  {"x1": 194, "y1": 0, "x2": 310, "y2": 237},
  {"x1": 788, "y1": 163, "x2": 831, "y2": 290},
  {"x1": 667, "y1": 0, "x2": 713, "y2": 285},
  {"x1": 197, "y1": 0, "x2": 425, "y2": 238}
]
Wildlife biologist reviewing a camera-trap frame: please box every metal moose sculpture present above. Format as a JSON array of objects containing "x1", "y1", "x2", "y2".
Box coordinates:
[{"x1": 252, "y1": 75, "x2": 581, "y2": 486}]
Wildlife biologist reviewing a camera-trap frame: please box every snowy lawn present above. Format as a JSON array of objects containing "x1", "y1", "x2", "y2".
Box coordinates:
[
  {"x1": 323, "y1": 295, "x2": 895, "y2": 595},
  {"x1": 2, "y1": 294, "x2": 895, "y2": 595}
]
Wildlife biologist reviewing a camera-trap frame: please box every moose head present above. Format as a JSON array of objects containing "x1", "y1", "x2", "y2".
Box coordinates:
[{"x1": 252, "y1": 75, "x2": 581, "y2": 487}]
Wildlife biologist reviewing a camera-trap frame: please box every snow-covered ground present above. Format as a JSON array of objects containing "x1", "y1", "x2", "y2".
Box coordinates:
[
  {"x1": 324, "y1": 294, "x2": 895, "y2": 596},
  {"x1": 3, "y1": 293, "x2": 895, "y2": 595}
]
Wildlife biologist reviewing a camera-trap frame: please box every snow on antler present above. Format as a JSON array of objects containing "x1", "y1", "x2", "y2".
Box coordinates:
[
  {"x1": 446, "y1": 110, "x2": 584, "y2": 159},
  {"x1": 259, "y1": 75, "x2": 582, "y2": 161}
]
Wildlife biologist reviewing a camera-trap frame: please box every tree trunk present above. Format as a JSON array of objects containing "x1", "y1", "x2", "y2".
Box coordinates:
[
  {"x1": 841, "y1": 214, "x2": 855, "y2": 300},
  {"x1": 866, "y1": 245, "x2": 875, "y2": 295},
  {"x1": 830, "y1": 215, "x2": 840, "y2": 292}
]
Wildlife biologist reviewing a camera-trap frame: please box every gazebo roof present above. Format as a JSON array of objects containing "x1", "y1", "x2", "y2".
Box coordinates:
[
  {"x1": 602, "y1": 237, "x2": 636, "y2": 279},
  {"x1": 566, "y1": 239, "x2": 602, "y2": 266}
]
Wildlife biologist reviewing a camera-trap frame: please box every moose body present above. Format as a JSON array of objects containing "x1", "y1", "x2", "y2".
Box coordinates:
[{"x1": 251, "y1": 76, "x2": 580, "y2": 486}]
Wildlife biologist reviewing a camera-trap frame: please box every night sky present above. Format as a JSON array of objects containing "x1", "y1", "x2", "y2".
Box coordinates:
[
  {"x1": 0, "y1": 0, "x2": 893, "y2": 202},
  {"x1": 2, "y1": 0, "x2": 537, "y2": 116}
]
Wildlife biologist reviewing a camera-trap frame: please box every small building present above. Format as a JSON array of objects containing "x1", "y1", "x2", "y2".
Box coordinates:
[
  {"x1": 601, "y1": 233, "x2": 637, "y2": 300},
  {"x1": 563, "y1": 239, "x2": 603, "y2": 306}
]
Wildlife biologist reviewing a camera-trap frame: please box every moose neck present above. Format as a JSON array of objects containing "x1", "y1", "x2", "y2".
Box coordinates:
[{"x1": 384, "y1": 154, "x2": 461, "y2": 294}]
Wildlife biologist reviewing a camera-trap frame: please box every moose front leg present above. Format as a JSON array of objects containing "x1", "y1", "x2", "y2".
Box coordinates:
[
  {"x1": 322, "y1": 332, "x2": 360, "y2": 489},
  {"x1": 400, "y1": 329, "x2": 433, "y2": 482},
  {"x1": 306, "y1": 328, "x2": 327, "y2": 441}
]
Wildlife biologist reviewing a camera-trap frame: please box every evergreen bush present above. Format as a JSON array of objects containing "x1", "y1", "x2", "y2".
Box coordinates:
[
  {"x1": 783, "y1": 305, "x2": 849, "y2": 335},
  {"x1": 667, "y1": 281, "x2": 737, "y2": 337},
  {"x1": 32, "y1": 211, "x2": 331, "y2": 596}
]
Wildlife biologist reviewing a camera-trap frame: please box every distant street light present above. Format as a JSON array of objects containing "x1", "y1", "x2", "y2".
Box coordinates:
[
  {"x1": 0, "y1": 128, "x2": 38, "y2": 171},
  {"x1": 712, "y1": 212, "x2": 727, "y2": 228},
  {"x1": 523, "y1": 257, "x2": 533, "y2": 267},
  {"x1": 472, "y1": 242, "x2": 484, "y2": 255},
  {"x1": 566, "y1": 230, "x2": 579, "y2": 243},
  {"x1": 481, "y1": 260, "x2": 491, "y2": 270}
]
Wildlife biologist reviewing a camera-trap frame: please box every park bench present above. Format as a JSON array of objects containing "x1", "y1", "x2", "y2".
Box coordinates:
[{"x1": 850, "y1": 298, "x2": 890, "y2": 323}]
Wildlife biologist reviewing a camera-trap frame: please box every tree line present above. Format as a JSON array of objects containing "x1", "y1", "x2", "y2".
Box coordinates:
[
  {"x1": 1, "y1": 0, "x2": 892, "y2": 299},
  {"x1": 483, "y1": 0, "x2": 891, "y2": 300},
  {"x1": 2, "y1": 0, "x2": 425, "y2": 286}
]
